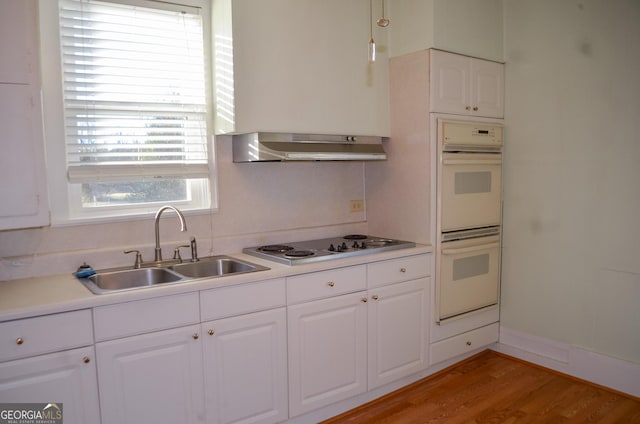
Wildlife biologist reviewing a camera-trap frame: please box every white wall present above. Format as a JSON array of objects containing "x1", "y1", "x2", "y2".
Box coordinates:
[
  {"x1": 501, "y1": 0, "x2": 640, "y2": 364},
  {"x1": 387, "y1": 0, "x2": 434, "y2": 58},
  {"x1": 432, "y1": 0, "x2": 503, "y2": 62},
  {"x1": 389, "y1": 0, "x2": 503, "y2": 61}
]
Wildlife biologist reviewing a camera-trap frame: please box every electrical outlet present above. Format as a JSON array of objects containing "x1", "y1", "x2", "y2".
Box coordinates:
[{"x1": 349, "y1": 199, "x2": 364, "y2": 213}]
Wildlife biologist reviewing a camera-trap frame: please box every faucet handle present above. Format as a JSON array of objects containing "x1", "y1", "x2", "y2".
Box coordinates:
[
  {"x1": 173, "y1": 245, "x2": 190, "y2": 263},
  {"x1": 190, "y1": 237, "x2": 199, "y2": 262},
  {"x1": 124, "y1": 250, "x2": 143, "y2": 269}
]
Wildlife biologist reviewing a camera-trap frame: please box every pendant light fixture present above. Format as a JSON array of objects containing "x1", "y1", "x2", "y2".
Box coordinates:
[
  {"x1": 368, "y1": 0, "x2": 376, "y2": 63},
  {"x1": 377, "y1": 0, "x2": 389, "y2": 27}
]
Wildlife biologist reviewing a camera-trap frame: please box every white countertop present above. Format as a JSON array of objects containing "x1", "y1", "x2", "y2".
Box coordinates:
[{"x1": 0, "y1": 245, "x2": 432, "y2": 322}]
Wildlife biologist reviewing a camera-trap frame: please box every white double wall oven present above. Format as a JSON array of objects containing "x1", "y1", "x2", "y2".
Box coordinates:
[{"x1": 435, "y1": 119, "x2": 504, "y2": 322}]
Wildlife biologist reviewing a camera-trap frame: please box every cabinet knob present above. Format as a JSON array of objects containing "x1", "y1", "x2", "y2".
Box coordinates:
[
  {"x1": 328, "y1": 281, "x2": 335, "y2": 287},
  {"x1": 361, "y1": 297, "x2": 368, "y2": 303},
  {"x1": 466, "y1": 341, "x2": 472, "y2": 346},
  {"x1": 192, "y1": 333, "x2": 200, "y2": 340},
  {"x1": 372, "y1": 295, "x2": 379, "y2": 301},
  {"x1": 208, "y1": 329, "x2": 215, "y2": 336},
  {"x1": 465, "y1": 106, "x2": 471, "y2": 111},
  {"x1": 473, "y1": 106, "x2": 478, "y2": 111},
  {"x1": 15, "y1": 337, "x2": 24, "y2": 345},
  {"x1": 400, "y1": 268, "x2": 407, "y2": 273},
  {"x1": 83, "y1": 356, "x2": 91, "y2": 364}
]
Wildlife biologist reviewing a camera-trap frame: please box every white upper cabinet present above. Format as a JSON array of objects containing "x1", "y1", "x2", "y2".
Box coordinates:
[
  {"x1": 0, "y1": 0, "x2": 36, "y2": 84},
  {"x1": 212, "y1": 0, "x2": 389, "y2": 136},
  {"x1": 0, "y1": 84, "x2": 49, "y2": 230},
  {"x1": 430, "y1": 50, "x2": 504, "y2": 118},
  {"x1": 0, "y1": 0, "x2": 49, "y2": 230}
]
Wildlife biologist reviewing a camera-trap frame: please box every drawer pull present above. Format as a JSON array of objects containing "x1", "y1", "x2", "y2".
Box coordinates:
[
  {"x1": 83, "y1": 356, "x2": 91, "y2": 364},
  {"x1": 372, "y1": 295, "x2": 379, "y2": 301},
  {"x1": 328, "y1": 281, "x2": 335, "y2": 287},
  {"x1": 15, "y1": 337, "x2": 24, "y2": 345},
  {"x1": 400, "y1": 268, "x2": 407, "y2": 273},
  {"x1": 361, "y1": 297, "x2": 368, "y2": 303},
  {"x1": 466, "y1": 341, "x2": 472, "y2": 346},
  {"x1": 208, "y1": 329, "x2": 215, "y2": 336},
  {"x1": 192, "y1": 333, "x2": 200, "y2": 340}
]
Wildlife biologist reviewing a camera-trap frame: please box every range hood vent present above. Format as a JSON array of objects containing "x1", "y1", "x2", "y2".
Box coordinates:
[{"x1": 232, "y1": 132, "x2": 387, "y2": 162}]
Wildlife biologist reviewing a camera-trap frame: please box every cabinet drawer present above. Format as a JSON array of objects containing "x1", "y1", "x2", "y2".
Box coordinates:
[
  {"x1": 0, "y1": 310, "x2": 93, "y2": 362},
  {"x1": 429, "y1": 322, "x2": 498, "y2": 366},
  {"x1": 368, "y1": 254, "x2": 431, "y2": 288},
  {"x1": 200, "y1": 278, "x2": 285, "y2": 321},
  {"x1": 93, "y1": 292, "x2": 200, "y2": 341},
  {"x1": 287, "y1": 265, "x2": 366, "y2": 304}
]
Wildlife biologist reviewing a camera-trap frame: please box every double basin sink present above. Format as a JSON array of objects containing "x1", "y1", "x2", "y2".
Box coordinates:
[{"x1": 81, "y1": 256, "x2": 270, "y2": 295}]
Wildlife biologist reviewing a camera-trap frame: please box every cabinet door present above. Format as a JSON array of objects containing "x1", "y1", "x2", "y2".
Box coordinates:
[
  {"x1": 470, "y1": 58, "x2": 504, "y2": 118},
  {"x1": 287, "y1": 292, "x2": 367, "y2": 417},
  {"x1": 0, "y1": 346, "x2": 100, "y2": 424},
  {"x1": 96, "y1": 325, "x2": 205, "y2": 424},
  {"x1": 368, "y1": 278, "x2": 428, "y2": 389},
  {"x1": 0, "y1": 84, "x2": 49, "y2": 229},
  {"x1": 202, "y1": 308, "x2": 288, "y2": 424},
  {"x1": 430, "y1": 50, "x2": 504, "y2": 118},
  {"x1": 430, "y1": 50, "x2": 471, "y2": 116},
  {"x1": 0, "y1": 0, "x2": 36, "y2": 84}
]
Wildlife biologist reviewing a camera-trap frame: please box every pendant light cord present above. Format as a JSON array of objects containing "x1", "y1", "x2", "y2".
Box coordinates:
[
  {"x1": 368, "y1": 0, "x2": 375, "y2": 63},
  {"x1": 370, "y1": 0, "x2": 373, "y2": 40}
]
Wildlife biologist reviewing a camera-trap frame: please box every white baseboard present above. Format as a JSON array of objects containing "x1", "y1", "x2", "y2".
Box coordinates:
[{"x1": 495, "y1": 325, "x2": 640, "y2": 398}]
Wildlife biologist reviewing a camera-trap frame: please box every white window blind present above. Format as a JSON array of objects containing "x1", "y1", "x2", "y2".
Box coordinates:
[{"x1": 59, "y1": 0, "x2": 209, "y2": 183}]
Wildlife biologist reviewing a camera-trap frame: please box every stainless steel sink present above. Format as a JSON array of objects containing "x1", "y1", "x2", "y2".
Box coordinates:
[
  {"x1": 79, "y1": 256, "x2": 269, "y2": 294},
  {"x1": 170, "y1": 256, "x2": 269, "y2": 278},
  {"x1": 84, "y1": 267, "x2": 184, "y2": 294}
]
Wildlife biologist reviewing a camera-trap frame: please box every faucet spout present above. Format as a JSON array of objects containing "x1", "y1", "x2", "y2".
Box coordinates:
[{"x1": 154, "y1": 206, "x2": 188, "y2": 262}]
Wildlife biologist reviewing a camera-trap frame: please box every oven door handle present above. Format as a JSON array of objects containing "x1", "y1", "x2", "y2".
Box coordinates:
[
  {"x1": 441, "y1": 242, "x2": 500, "y2": 255},
  {"x1": 442, "y1": 158, "x2": 502, "y2": 166}
]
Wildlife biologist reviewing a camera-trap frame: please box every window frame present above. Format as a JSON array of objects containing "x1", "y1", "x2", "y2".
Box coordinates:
[{"x1": 39, "y1": 0, "x2": 218, "y2": 225}]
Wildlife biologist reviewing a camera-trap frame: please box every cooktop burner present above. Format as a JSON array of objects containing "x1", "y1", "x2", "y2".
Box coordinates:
[
  {"x1": 343, "y1": 234, "x2": 368, "y2": 240},
  {"x1": 258, "y1": 245, "x2": 294, "y2": 253},
  {"x1": 244, "y1": 235, "x2": 416, "y2": 265},
  {"x1": 284, "y1": 250, "x2": 316, "y2": 258}
]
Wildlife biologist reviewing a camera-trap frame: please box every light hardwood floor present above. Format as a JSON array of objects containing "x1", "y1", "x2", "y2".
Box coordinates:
[{"x1": 322, "y1": 350, "x2": 640, "y2": 423}]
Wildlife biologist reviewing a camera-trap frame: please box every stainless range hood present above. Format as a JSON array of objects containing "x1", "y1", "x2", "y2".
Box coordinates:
[{"x1": 232, "y1": 132, "x2": 387, "y2": 162}]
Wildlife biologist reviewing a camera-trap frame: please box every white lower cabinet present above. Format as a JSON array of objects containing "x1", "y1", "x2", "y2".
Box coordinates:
[
  {"x1": 367, "y1": 278, "x2": 428, "y2": 389},
  {"x1": 286, "y1": 257, "x2": 431, "y2": 417},
  {"x1": 96, "y1": 324, "x2": 206, "y2": 424},
  {"x1": 0, "y1": 346, "x2": 100, "y2": 424},
  {"x1": 0, "y1": 253, "x2": 436, "y2": 423},
  {"x1": 202, "y1": 308, "x2": 288, "y2": 424},
  {"x1": 0, "y1": 309, "x2": 99, "y2": 424},
  {"x1": 287, "y1": 291, "x2": 368, "y2": 417}
]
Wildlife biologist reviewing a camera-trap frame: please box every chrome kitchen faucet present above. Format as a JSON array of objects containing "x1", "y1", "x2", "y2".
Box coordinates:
[{"x1": 154, "y1": 205, "x2": 188, "y2": 262}]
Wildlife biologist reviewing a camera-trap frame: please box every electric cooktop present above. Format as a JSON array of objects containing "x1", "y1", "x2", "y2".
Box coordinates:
[{"x1": 243, "y1": 234, "x2": 416, "y2": 265}]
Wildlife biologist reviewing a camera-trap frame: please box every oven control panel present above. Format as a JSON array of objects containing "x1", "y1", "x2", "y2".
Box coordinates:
[{"x1": 440, "y1": 119, "x2": 503, "y2": 150}]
